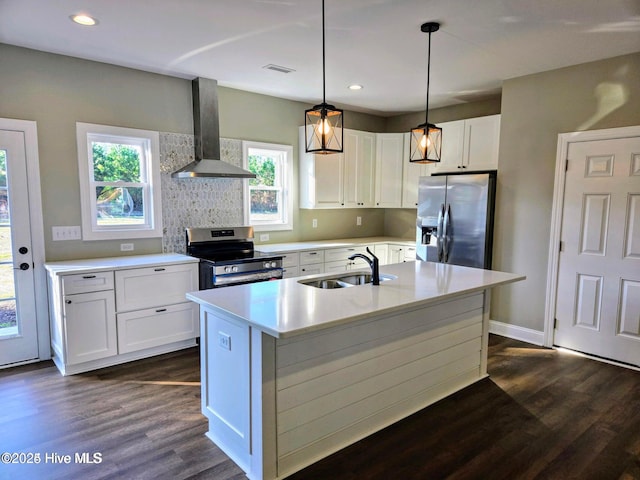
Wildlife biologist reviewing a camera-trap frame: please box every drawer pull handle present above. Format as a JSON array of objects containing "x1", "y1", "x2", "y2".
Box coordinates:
[
  {"x1": 156, "y1": 308, "x2": 167, "y2": 313},
  {"x1": 82, "y1": 275, "x2": 96, "y2": 279},
  {"x1": 65, "y1": 300, "x2": 72, "y2": 304},
  {"x1": 154, "y1": 268, "x2": 166, "y2": 272},
  {"x1": 309, "y1": 252, "x2": 317, "y2": 255}
]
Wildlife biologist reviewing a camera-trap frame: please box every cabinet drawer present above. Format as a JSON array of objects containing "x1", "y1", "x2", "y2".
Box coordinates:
[
  {"x1": 115, "y1": 263, "x2": 198, "y2": 312},
  {"x1": 117, "y1": 302, "x2": 199, "y2": 354},
  {"x1": 299, "y1": 250, "x2": 325, "y2": 265},
  {"x1": 280, "y1": 252, "x2": 299, "y2": 268},
  {"x1": 282, "y1": 266, "x2": 300, "y2": 278},
  {"x1": 299, "y1": 264, "x2": 324, "y2": 276},
  {"x1": 62, "y1": 271, "x2": 114, "y2": 295},
  {"x1": 324, "y1": 246, "x2": 366, "y2": 263}
]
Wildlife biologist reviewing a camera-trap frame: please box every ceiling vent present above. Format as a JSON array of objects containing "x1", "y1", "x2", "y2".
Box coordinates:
[{"x1": 262, "y1": 64, "x2": 296, "y2": 74}]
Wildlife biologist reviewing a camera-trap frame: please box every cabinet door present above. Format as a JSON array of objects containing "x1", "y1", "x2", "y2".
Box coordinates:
[
  {"x1": 115, "y1": 263, "x2": 198, "y2": 312},
  {"x1": 388, "y1": 245, "x2": 405, "y2": 264},
  {"x1": 64, "y1": 290, "x2": 117, "y2": 364},
  {"x1": 401, "y1": 134, "x2": 433, "y2": 208},
  {"x1": 344, "y1": 130, "x2": 376, "y2": 208},
  {"x1": 299, "y1": 126, "x2": 344, "y2": 208},
  {"x1": 373, "y1": 244, "x2": 389, "y2": 265},
  {"x1": 435, "y1": 120, "x2": 465, "y2": 172},
  {"x1": 375, "y1": 134, "x2": 404, "y2": 208},
  {"x1": 314, "y1": 152, "x2": 345, "y2": 207},
  {"x1": 117, "y1": 302, "x2": 199, "y2": 354},
  {"x1": 464, "y1": 114, "x2": 500, "y2": 171}
]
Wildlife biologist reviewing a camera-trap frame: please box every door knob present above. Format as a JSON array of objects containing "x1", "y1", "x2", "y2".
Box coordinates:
[
  {"x1": 19, "y1": 246, "x2": 28, "y2": 254},
  {"x1": 19, "y1": 263, "x2": 30, "y2": 270}
]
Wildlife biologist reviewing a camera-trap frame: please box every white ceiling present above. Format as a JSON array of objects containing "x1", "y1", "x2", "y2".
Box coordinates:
[{"x1": 1, "y1": 0, "x2": 639, "y2": 116}]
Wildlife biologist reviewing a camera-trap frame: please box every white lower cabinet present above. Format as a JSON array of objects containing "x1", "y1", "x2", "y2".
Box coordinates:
[
  {"x1": 280, "y1": 252, "x2": 300, "y2": 279},
  {"x1": 46, "y1": 255, "x2": 199, "y2": 375},
  {"x1": 117, "y1": 302, "x2": 198, "y2": 354},
  {"x1": 299, "y1": 250, "x2": 325, "y2": 276},
  {"x1": 64, "y1": 289, "x2": 117, "y2": 365}
]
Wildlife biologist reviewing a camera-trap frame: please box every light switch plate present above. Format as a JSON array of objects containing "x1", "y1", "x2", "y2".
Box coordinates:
[{"x1": 52, "y1": 226, "x2": 81, "y2": 241}]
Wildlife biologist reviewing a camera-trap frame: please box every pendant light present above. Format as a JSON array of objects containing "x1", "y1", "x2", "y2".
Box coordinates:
[
  {"x1": 409, "y1": 22, "x2": 442, "y2": 163},
  {"x1": 305, "y1": 0, "x2": 343, "y2": 154}
]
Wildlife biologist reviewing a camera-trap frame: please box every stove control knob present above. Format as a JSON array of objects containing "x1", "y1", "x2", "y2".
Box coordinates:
[
  {"x1": 232, "y1": 266, "x2": 239, "y2": 273},
  {"x1": 224, "y1": 266, "x2": 231, "y2": 273}
]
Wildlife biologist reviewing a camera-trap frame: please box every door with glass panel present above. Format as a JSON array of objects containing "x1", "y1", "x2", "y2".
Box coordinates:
[{"x1": 0, "y1": 130, "x2": 38, "y2": 366}]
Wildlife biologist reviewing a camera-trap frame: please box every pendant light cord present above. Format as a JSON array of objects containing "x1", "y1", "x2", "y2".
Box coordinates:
[
  {"x1": 322, "y1": 0, "x2": 326, "y2": 104},
  {"x1": 424, "y1": 29, "x2": 431, "y2": 127}
]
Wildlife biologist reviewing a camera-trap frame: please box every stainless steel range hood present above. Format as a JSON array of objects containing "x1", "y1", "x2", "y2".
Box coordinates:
[{"x1": 171, "y1": 77, "x2": 256, "y2": 179}]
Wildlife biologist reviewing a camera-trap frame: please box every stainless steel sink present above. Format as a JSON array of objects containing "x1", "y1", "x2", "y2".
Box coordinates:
[
  {"x1": 298, "y1": 273, "x2": 396, "y2": 289},
  {"x1": 300, "y1": 278, "x2": 351, "y2": 289},
  {"x1": 337, "y1": 273, "x2": 394, "y2": 285}
]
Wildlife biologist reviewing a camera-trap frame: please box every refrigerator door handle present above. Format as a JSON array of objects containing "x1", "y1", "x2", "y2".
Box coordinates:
[
  {"x1": 436, "y1": 203, "x2": 445, "y2": 262},
  {"x1": 443, "y1": 204, "x2": 451, "y2": 263}
]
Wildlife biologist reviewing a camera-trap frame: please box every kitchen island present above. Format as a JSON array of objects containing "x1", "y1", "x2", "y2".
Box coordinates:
[{"x1": 187, "y1": 261, "x2": 524, "y2": 480}]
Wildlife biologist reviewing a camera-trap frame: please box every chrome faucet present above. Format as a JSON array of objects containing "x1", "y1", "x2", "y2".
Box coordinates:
[{"x1": 348, "y1": 247, "x2": 380, "y2": 285}]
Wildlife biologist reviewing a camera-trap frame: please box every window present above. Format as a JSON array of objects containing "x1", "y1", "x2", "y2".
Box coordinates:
[
  {"x1": 76, "y1": 123, "x2": 162, "y2": 240},
  {"x1": 243, "y1": 141, "x2": 293, "y2": 231}
]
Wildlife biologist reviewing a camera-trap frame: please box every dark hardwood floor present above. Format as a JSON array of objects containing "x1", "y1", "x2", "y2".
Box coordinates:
[{"x1": 1, "y1": 335, "x2": 638, "y2": 480}]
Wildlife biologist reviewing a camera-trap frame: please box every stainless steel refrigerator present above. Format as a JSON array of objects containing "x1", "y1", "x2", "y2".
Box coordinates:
[{"x1": 416, "y1": 171, "x2": 496, "y2": 269}]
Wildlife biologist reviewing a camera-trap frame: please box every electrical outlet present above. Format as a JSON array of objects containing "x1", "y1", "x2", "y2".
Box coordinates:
[
  {"x1": 312, "y1": 219, "x2": 318, "y2": 228},
  {"x1": 120, "y1": 243, "x2": 134, "y2": 251},
  {"x1": 218, "y1": 332, "x2": 231, "y2": 351},
  {"x1": 259, "y1": 233, "x2": 270, "y2": 242},
  {"x1": 356, "y1": 216, "x2": 362, "y2": 226}
]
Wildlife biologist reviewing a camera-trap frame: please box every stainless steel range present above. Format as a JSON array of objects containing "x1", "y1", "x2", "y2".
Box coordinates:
[{"x1": 186, "y1": 227, "x2": 283, "y2": 289}]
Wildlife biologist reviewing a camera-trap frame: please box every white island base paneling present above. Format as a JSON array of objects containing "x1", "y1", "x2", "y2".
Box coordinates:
[{"x1": 200, "y1": 291, "x2": 491, "y2": 480}]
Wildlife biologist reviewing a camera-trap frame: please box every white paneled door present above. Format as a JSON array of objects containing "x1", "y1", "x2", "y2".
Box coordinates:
[
  {"x1": 555, "y1": 136, "x2": 640, "y2": 366},
  {"x1": 0, "y1": 130, "x2": 39, "y2": 366}
]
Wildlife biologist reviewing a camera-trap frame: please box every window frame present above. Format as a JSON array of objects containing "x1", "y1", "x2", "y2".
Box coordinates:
[
  {"x1": 76, "y1": 122, "x2": 163, "y2": 240},
  {"x1": 242, "y1": 141, "x2": 293, "y2": 232}
]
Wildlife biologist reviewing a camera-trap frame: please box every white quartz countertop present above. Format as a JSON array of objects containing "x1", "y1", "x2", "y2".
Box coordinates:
[
  {"x1": 186, "y1": 261, "x2": 525, "y2": 338},
  {"x1": 44, "y1": 253, "x2": 198, "y2": 275},
  {"x1": 255, "y1": 236, "x2": 414, "y2": 253}
]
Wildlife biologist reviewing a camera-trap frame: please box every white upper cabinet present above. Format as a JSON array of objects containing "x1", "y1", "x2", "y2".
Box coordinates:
[
  {"x1": 433, "y1": 114, "x2": 500, "y2": 173},
  {"x1": 375, "y1": 133, "x2": 404, "y2": 208},
  {"x1": 299, "y1": 126, "x2": 345, "y2": 208},
  {"x1": 300, "y1": 127, "x2": 375, "y2": 209},
  {"x1": 344, "y1": 129, "x2": 376, "y2": 208},
  {"x1": 464, "y1": 115, "x2": 501, "y2": 171},
  {"x1": 402, "y1": 133, "x2": 435, "y2": 208}
]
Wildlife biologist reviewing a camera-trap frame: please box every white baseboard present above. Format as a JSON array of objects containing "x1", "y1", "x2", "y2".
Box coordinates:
[{"x1": 489, "y1": 320, "x2": 544, "y2": 346}]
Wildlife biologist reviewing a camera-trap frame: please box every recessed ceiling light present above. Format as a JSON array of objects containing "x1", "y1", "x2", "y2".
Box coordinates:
[
  {"x1": 70, "y1": 14, "x2": 98, "y2": 26},
  {"x1": 349, "y1": 84, "x2": 363, "y2": 91}
]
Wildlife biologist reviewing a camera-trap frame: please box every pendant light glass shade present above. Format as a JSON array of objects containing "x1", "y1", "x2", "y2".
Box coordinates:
[
  {"x1": 410, "y1": 123, "x2": 442, "y2": 162},
  {"x1": 305, "y1": 103, "x2": 343, "y2": 154},
  {"x1": 305, "y1": 0, "x2": 344, "y2": 154},
  {"x1": 410, "y1": 21, "x2": 441, "y2": 164}
]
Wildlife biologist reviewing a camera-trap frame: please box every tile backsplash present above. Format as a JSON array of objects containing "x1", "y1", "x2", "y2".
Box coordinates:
[{"x1": 159, "y1": 132, "x2": 244, "y2": 254}]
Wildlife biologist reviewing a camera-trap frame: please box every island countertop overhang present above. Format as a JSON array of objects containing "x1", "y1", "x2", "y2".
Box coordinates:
[{"x1": 186, "y1": 261, "x2": 525, "y2": 339}]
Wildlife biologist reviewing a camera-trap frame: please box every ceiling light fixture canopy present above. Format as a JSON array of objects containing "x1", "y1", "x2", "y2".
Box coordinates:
[
  {"x1": 410, "y1": 21, "x2": 442, "y2": 163},
  {"x1": 305, "y1": 0, "x2": 343, "y2": 155}
]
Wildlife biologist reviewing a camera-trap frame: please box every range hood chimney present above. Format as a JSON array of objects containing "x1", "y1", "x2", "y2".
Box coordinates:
[{"x1": 171, "y1": 77, "x2": 256, "y2": 179}]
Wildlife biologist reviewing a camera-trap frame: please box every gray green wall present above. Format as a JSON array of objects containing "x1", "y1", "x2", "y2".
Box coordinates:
[
  {"x1": 492, "y1": 52, "x2": 640, "y2": 332},
  {"x1": 0, "y1": 43, "x2": 387, "y2": 260}
]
